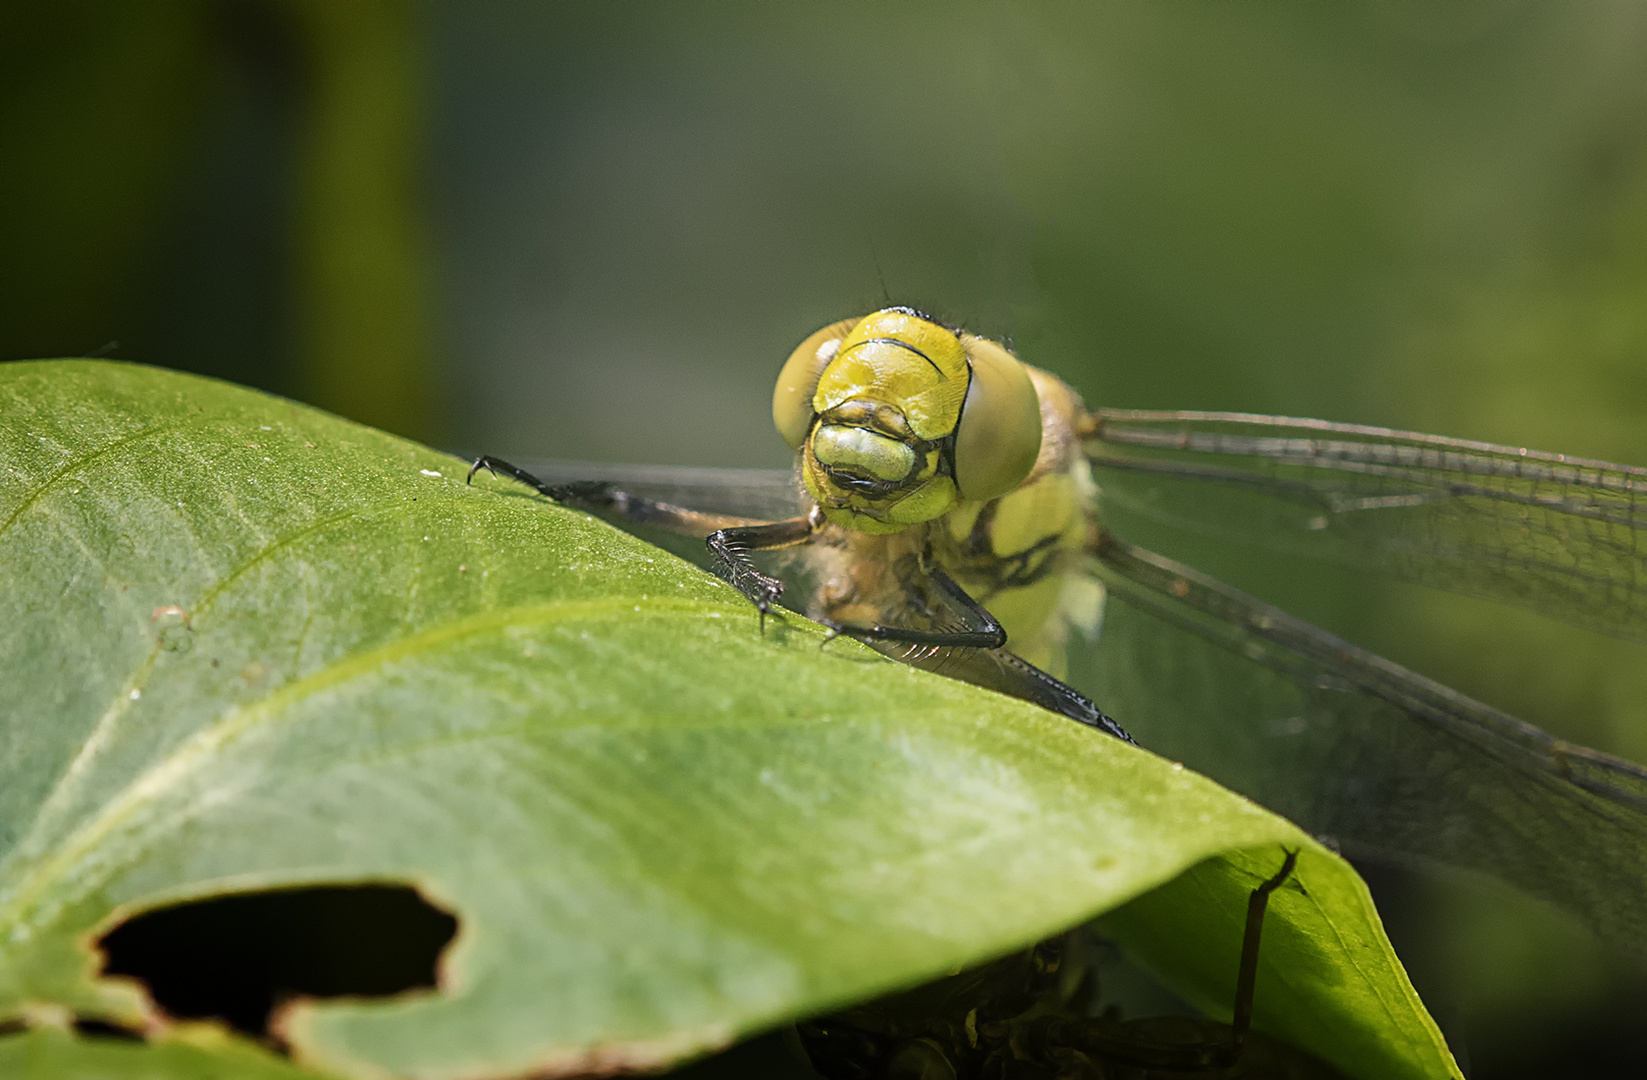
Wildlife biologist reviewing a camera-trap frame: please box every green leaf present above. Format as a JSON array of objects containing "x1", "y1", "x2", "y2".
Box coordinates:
[
  {"x1": 0, "y1": 1025, "x2": 329, "y2": 1080},
  {"x1": 0, "y1": 360, "x2": 1457, "y2": 1079}
]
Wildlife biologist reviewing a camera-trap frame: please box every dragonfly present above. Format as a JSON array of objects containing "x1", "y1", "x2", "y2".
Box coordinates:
[{"x1": 467, "y1": 306, "x2": 1647, "y2": 953}]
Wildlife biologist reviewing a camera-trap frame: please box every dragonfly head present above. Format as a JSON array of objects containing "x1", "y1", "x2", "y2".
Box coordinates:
[{"x1": 773, "y1": 308, "x2": 1043, "y2": 534}]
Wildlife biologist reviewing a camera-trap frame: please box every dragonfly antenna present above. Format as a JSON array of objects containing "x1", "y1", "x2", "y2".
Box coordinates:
[{"x1": 870, "y1": 241, "x2": 892, "y2": 306}]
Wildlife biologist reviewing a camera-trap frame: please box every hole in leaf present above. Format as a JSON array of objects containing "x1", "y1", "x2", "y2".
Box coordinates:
[
  {"x1": 97, "y1": 884, "x2": 458, "y2": 1039},
  {"x1": 71, "y1": 1018, "x2": 143, "y2": 1042}
]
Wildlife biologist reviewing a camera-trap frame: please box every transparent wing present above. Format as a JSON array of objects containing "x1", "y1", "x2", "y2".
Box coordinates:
[
  {"x1": 1087, "y1": 410, "x2": 1647, "y2": 641},
  {"x1": 1078, "y1": 536, "x2": 1647, "y2": 947}
]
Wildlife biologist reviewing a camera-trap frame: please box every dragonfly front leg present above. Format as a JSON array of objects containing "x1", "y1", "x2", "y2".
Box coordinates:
[
  {"x1": 467, "y1": 455, "x2": 742, "y2": 535},
  {"x1": 468, "y1": 454, "x2": 817, "y2": 629},
  {"x1": 706, "y1": 513, "x2": 819, "y2": 631}
]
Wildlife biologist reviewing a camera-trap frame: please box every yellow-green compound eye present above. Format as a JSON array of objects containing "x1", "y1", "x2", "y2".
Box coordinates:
[
  {"x1": 953, "y1": 335, "x2": 1043, "y2": 501},
  {"x1": 773, "y1": 318, "x2": 859, "y2": 450}
]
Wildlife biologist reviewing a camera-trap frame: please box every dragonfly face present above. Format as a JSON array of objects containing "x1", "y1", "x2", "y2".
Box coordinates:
[
  {"x1": 773, "y1": 306, "x2": 1043, "y2": 534},
  {"x1": 471, "y1": 307, "x2": 1647, "y2": 956}
]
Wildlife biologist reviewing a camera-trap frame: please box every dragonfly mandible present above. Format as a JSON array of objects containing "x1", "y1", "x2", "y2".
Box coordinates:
[{"x1": 467, "y1": 306, "x2": 1647, "y2": 953}]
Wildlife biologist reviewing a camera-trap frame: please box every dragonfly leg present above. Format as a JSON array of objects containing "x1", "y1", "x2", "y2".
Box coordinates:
[
  {"x1": 816, "y1": 566, "x2": 1008, "y2": 649},
  {"x1": 706, "y1": 516, "x2": 818, "y2": 632},
  {"x1": 822, "y1": 569, "x2": 1134, "y2": 741},
  {"x1": 1037, "y1": 847, "x2": 1300, "y2": 1070},
  {"x1": 1227, "y1": 847, "x2": 1300, "y2": 1057},
  {"x1": 467, "y1": 455, "x2": 742, "y2": 535},
  {"x1": 468, "y1": 455, "x2": 820, "y2": 631},
  {"x1": 990, "y1": 650, "x2": 1134, "y2": 743}
]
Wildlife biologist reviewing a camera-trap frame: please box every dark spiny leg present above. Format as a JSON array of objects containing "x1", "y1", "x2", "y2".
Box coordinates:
[
  {"x1": 817, "y1": 566, "x2": 1008, "y2": 649},
  {"x1": 1037, "y1": 848, "x2": 1300, "y2": 1070},
  {"x1": 821, "y1": 567, "x2": 1132, "y2": 741},
  {"x1": 992, "y1": 650, "x2": 1134, "y2": 743},
  {"x1": 706, "y1": 516, "x2": 816, "y2": 632},
  {"x1": 468, "y1": 455, "x2": 707, "y2": 530},
  {"x1": 467, "y1": 455, "x2": 591, "y2": 501},
  {"x1": 470, "y1": 455, "x2": 820, "y2": 632}
]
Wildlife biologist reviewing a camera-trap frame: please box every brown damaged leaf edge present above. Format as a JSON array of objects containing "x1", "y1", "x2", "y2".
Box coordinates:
[
  {"x1": 285, "y1": 1015, "x2": 735, "y2": 1080},
  {"x1": 270, "y1": 875, "x2": 730, "y2": 1080},
  {"x1": 81, "y1": 877, "x2": 463, "y2": 1051}
]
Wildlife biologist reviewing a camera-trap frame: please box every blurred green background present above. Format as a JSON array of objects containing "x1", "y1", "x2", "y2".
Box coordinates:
[{"x1": 6, "y1": 2, "x2": 1647, "y2": 1075}]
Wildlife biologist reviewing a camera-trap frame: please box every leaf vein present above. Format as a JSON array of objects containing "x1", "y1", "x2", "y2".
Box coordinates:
[
  {"x1": 6, "y1": 503, "x2": 413, "y2": 881},
  {"x1": 0, "y1": 422, "x2": 180, "y2": 542},
  {"x1": 0, "y1": 598, "x2": 743, "y2": 942}
]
